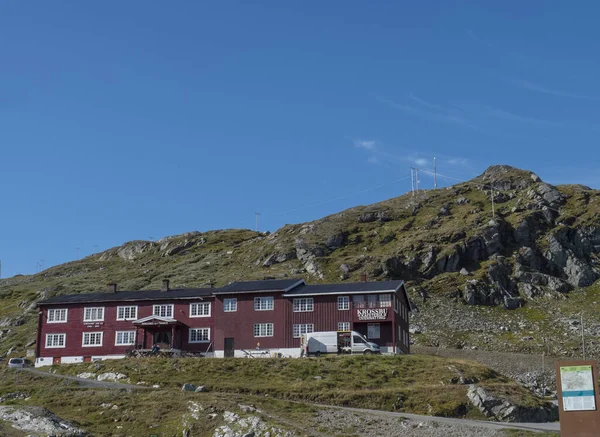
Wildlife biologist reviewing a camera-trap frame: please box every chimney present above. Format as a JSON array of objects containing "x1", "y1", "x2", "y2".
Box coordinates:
[
  {"x1": 360, "y1": 273, "x2": 367, "y2": 282},
  {"x1": 161, "y1": 279, "x2": 170, "y2": 292},
  {"x1": 107, "y1": 283, "x2": 117, "y2": 293}
]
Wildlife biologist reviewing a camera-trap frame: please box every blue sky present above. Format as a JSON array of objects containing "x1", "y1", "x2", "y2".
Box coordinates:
[{"x1": 1, "y1": 1, "x2": 600, "y2": 277}]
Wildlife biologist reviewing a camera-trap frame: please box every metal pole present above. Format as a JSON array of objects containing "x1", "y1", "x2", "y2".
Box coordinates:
[
  {"x1": 434, "y1": 157, "x2": 437, "y2": 189},
  {"x1": 410, "y1": 168, "x2": 414, "y2": 196},
  {"x1": 582, "y1": 313, "x2": 586, "y2": 360}
]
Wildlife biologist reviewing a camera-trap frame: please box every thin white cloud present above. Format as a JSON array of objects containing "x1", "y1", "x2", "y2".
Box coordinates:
[
  {"x1": 510, "y1": 77, "x2": 593, "y2": 100},
  {"x1": 376, "y1": 95, "x2": 476, "y2": 129},
  {"x1": 413, "y1": 158, "x2": 428, "y2": 166},
  {"x1": 353, "y1": 139, "x2": 376, "y2": 150},
  {"x1": 447, "y1": 157, "x2": 469, "y2": 166},
  {"x1": 367, "y1": 156, "x2": 380, "y2": 165},
  {"x1": 480, "y1": 105, "x2": 561, "y2": 126}
]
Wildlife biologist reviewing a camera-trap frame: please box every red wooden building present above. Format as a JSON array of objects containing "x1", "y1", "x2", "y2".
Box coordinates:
[{"x1": 36, "y1": 278, "x2": 410, "y2": 366}]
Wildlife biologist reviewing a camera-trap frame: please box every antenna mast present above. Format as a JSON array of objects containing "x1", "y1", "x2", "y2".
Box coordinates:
[
  {"x1": 434, "y1": 157, "x2": 437, "y2": 189},
  {"x1": 410, "y1": 168, "x2": 415, "y2": 196}
]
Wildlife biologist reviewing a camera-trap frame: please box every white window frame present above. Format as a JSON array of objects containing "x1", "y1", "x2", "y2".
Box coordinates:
[
  {"x1": 292, "y1": 298, "x2": 314, "y2": 313},
  {"x1": 45, "y1": 333, "x2": 66, "y2": 348},
  {"x1": 253, "y1": 323, "x2": 274, "y2": 337},
  {"x1": 190, "y1": 302, "x2": 211, "y2": 318},
  {"x1": 293, "y1": 323, "x2": 314, "y2": 338},
  {"x1": 189, "y1": 328, "x2": 210, "y2": 343},
  {"x1": 337, "y1": 296, "x2": 350, "y2": 310},
  {"x1": 83, "y1": 307, "x2": 105, "y2": 322},
  {"x1": 254, "y1": 296, "x2": 274, "y2": 311},
  {"x1": 153, "y1": 304, "x2": 174, "y2": 318},
  {"x1": 47, "y1": 308, "x2": 68, "y2": 323},
  {"x1": 115, "y1": 331, "x2": 136, "y2": 346},
  {"x1": 338, "y1": 322, "x2": 350, "y2": 331},
  {"x1": 223, "y1": 298, "x2": 237, "y2": 312},
  {"x1": 379, "y1": 294, "x2": 392, "y2": 308},
  {"x1": 82, "y1": 332, "x2": 103, "y2": 347},
  {"x1": 367, "y1": 323, "x2": 380, "y2": 339},
  {"x1": 117, "y1": 306, "x2": 138, "y2": 321}
]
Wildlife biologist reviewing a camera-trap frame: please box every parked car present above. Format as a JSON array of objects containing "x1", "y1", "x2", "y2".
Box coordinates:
[{"x1": 8, "y1": 358, "x2": 26, "y2": 368}]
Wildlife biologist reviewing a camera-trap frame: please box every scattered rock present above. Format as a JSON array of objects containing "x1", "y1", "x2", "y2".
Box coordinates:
[
  {"x1": 195, "y1": 385, "x2": 210, "y2": 393},
  {"x1": 0, "y1": 406, "x2": 87, "y2": 436},
  {"x1": 97, "y1": 372, "x2": 127, "y2": 382},
  {"x1": 182, "y1": 383, "x2": 197, "y2": 392}
]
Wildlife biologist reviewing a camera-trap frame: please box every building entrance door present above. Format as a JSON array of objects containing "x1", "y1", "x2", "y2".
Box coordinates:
[
  {"x1": 153, "y1": 331, "x2": 172, "y2": 350},
  {"x1": 224, "y1": 338, "x2": 235, "y2": 357}
]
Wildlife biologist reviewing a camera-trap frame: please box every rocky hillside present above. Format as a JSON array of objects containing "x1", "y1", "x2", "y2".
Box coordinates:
[{"x1": 1, "y1": 165, "x2": 599, "y2": 359}]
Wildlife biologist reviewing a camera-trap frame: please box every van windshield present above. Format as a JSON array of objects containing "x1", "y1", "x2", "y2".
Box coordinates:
[{"x1": 10, "y1": 359, "x2": 23, "y2": 363}]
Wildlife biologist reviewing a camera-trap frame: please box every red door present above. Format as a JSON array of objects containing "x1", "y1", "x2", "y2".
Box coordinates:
[
  {"x1": 53, "y1": 357, "x2": 61, "y2": 365},
  {"x1": 83, "y1": 356, "x2": 92, "y2": 363}
]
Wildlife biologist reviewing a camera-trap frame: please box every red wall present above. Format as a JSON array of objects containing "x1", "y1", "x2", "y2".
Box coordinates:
[
  {"x1": 213, "y1": 293, "x2": 286, "y2": 351},
  {"x1": 38, "y1": 298, "x2": 214, "y2": 358}
]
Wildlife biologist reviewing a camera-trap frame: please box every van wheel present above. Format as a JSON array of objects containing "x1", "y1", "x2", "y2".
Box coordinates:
[
  {"x1": 363, "y1": 350, "x2": 373, "y2": 355},
  {"x1": 314, "y1": 351, "x2": 321, "y2": 357}
]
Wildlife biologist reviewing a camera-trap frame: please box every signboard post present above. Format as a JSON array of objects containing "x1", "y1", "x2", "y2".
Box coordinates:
[{"x1": 556, "y1": 360, "x2": 600, "y2": 436}]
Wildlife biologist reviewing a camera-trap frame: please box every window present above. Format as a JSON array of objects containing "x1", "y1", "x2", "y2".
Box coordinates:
[
  {"x1": 223, "y1": 298, "x2": 237, "y2": 312},
  {"x1": 153, "y1": 304, "x2": 174, "y2": 318},
  {"x1": 353, "y1": 295, "x2": 365, "y2": 308},
  {"x1": 293, "y1": 324, "x2": 313, "y2": 338},
  {"x1": 117, "y1": 306, "x2": 138, "y2": 321},
  {"x1": 190, "y1": 302, "x2": 211, "y2": 317},
  {"x1": 83, "y1": 307, "x2": 104, "y2": 322},
  {"x1": 45, "y1": 333, "x2": 66, "y2": 348},
  {"x1": 367, "y1": 323, "x2": 380, "y2": 339},
  {"x1": 293, "y1": 298, "x2": 313, "y2": 312},
  {"x1": 338, "y1": 322, "x2": 350, "y2": 331},
  {"x1": 82, "y1": 332, "x2": 103, "y2": 347},
  {"x1": 189, "y1": 328, "x2": 210, "y2": 343},
  {"x1": 253, "y1": 323, "x2": 274, "y2": 337},
  {"x1": 115, "y1": 331, "x2": 136, "y2": 346},
  {"x1": 254, "y1": 296, "x2": 274, "y2": 311},
  {"x1": 47, "y1": 309, "x2": 68, "y2": 323},
  {"x1": 379, "y1": 294, "x2": 392, "y2": 308},
  {"x1": 353, "y1": 335, "x2": 365, "y2": 344},
  {"x1": 337, "y1": 296, "x2": 350, "y2": 310},
  {"x1": 366, "y1": 294, "x2": 378, "y2": 308}
]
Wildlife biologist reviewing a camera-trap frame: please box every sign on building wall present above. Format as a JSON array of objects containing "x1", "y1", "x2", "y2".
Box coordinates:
[
  {"x1": 560, "y1": 365, "x2": 597, "y2": 411},
  {"x1": 357, "y1": 309, "x2": 388, "y2": 321}
]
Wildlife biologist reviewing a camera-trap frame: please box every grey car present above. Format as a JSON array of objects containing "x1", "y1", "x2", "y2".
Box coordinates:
[{"x1": 8, "y1": 358, "x2": 25, "y2": 368}]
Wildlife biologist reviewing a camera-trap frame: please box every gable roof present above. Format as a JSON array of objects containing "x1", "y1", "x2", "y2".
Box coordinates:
[
  {"x1": 133, "y1": 315, "x2": 178, "y2": 325},
  {"x1": 284, "y1": 280, "x2": 404, "y2": 296},
  {"x1": 214, "y1": 278, "x2": 305, "y2": 295},
  {"x1": 38, "y1": 288, "x2": 213, "y2": 306}
]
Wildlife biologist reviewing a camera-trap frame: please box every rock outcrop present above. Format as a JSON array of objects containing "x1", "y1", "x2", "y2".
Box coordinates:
[{"x1": 0, "y1": 406, "x2": 87, "y2": 436}]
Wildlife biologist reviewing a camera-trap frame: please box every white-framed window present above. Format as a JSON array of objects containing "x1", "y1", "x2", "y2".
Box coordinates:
[
  {"x1": 45, "y1": 333, "x2": 66, "y2": 348},
  {"x1": 337, "y1": 296, "x2": 350, "y2": 310},
  {"x1": 82, "y1": 332, "x2": 103, "y2": 347},
  {"x1": 405, "y1": 331, "x2": 409, "y2": 346},
  {"x1": 115, "y1": 331, "x2": 136, "y2": 346},
  {"x1": 189, "y1": 328, "x2": 210, "y2": 343},
  {"x1": 367, "y1": 323, "x2": 380, "y2": 339},
  {"x1": 223, "y1": 298, "x2": 237, "y2": 312},
  {"x1": 293, "y1": 298, "x2": 314, "y2": 312},
  {"x1": 153, "y1": 304, "x2": 174, "y2": 318},
  {"x1": 394, "y1": 296, "x2": 399, "y2": 313},
  {"x1": 293, "y1": 323, "x2": 313, "y2": 338},
  {"x1": 353, "y1": 295, "x2": 365, "y2": 308},
  {"x1": 83, "y1": 307, "x2": 104, "y2": 322},
  {"x1": 379, "y1": 294, "x2": 392, "y2": 308},
  {"x1": 190, "y1": 302, "x2": 211, "y2": 317},
  {"x1": 338, "y1": 322, "x2": 351, "y2": 331},
  {"x1": 254, "y1": 296, "x2": 274, "y2": 311},
  {"x1": 253, "y1": 323, "x2": 274, "y2": 337},
  {"x1": 117, "y1": 306, "x2": 138, "y2": 321},
  {"x1": 47, "y1": 308, "x2": 68, "y2": 323}
]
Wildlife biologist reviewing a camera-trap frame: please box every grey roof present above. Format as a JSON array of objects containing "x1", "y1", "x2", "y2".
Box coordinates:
[
  {"x1": 284, "y1": 280, "x2": 405, "y2": 296},
  {"x1": 38, "y1": 288, "x2": 213, "y2": 306},
  {"x1": 214, "y1": 278, "x2": 305, "y2": 294}
]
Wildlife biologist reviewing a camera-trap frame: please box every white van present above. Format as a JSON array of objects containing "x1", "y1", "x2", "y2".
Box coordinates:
[{"x1": 301, "y1": 331, "x2": 380, "y2": 356}]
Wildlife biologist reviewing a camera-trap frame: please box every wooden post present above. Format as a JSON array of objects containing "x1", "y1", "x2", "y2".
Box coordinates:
[{"x1": 171, "y1": 325, "x2": 176, "y2": 349}]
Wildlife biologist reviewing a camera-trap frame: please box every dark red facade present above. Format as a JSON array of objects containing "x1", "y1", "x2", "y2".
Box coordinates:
[{"x1": 36, "y1": 279, "x2": 410, "y2": 365}]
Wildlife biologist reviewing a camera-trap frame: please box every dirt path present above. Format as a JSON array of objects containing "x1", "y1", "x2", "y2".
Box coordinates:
[{"x1": 16, "y1": 368, "x2": 151, "y2": 390}]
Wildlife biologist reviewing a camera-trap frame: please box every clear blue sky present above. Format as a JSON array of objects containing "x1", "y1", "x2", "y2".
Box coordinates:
[{"x1": 2, "y1": 1, "x2": 600, "y2": 277}]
